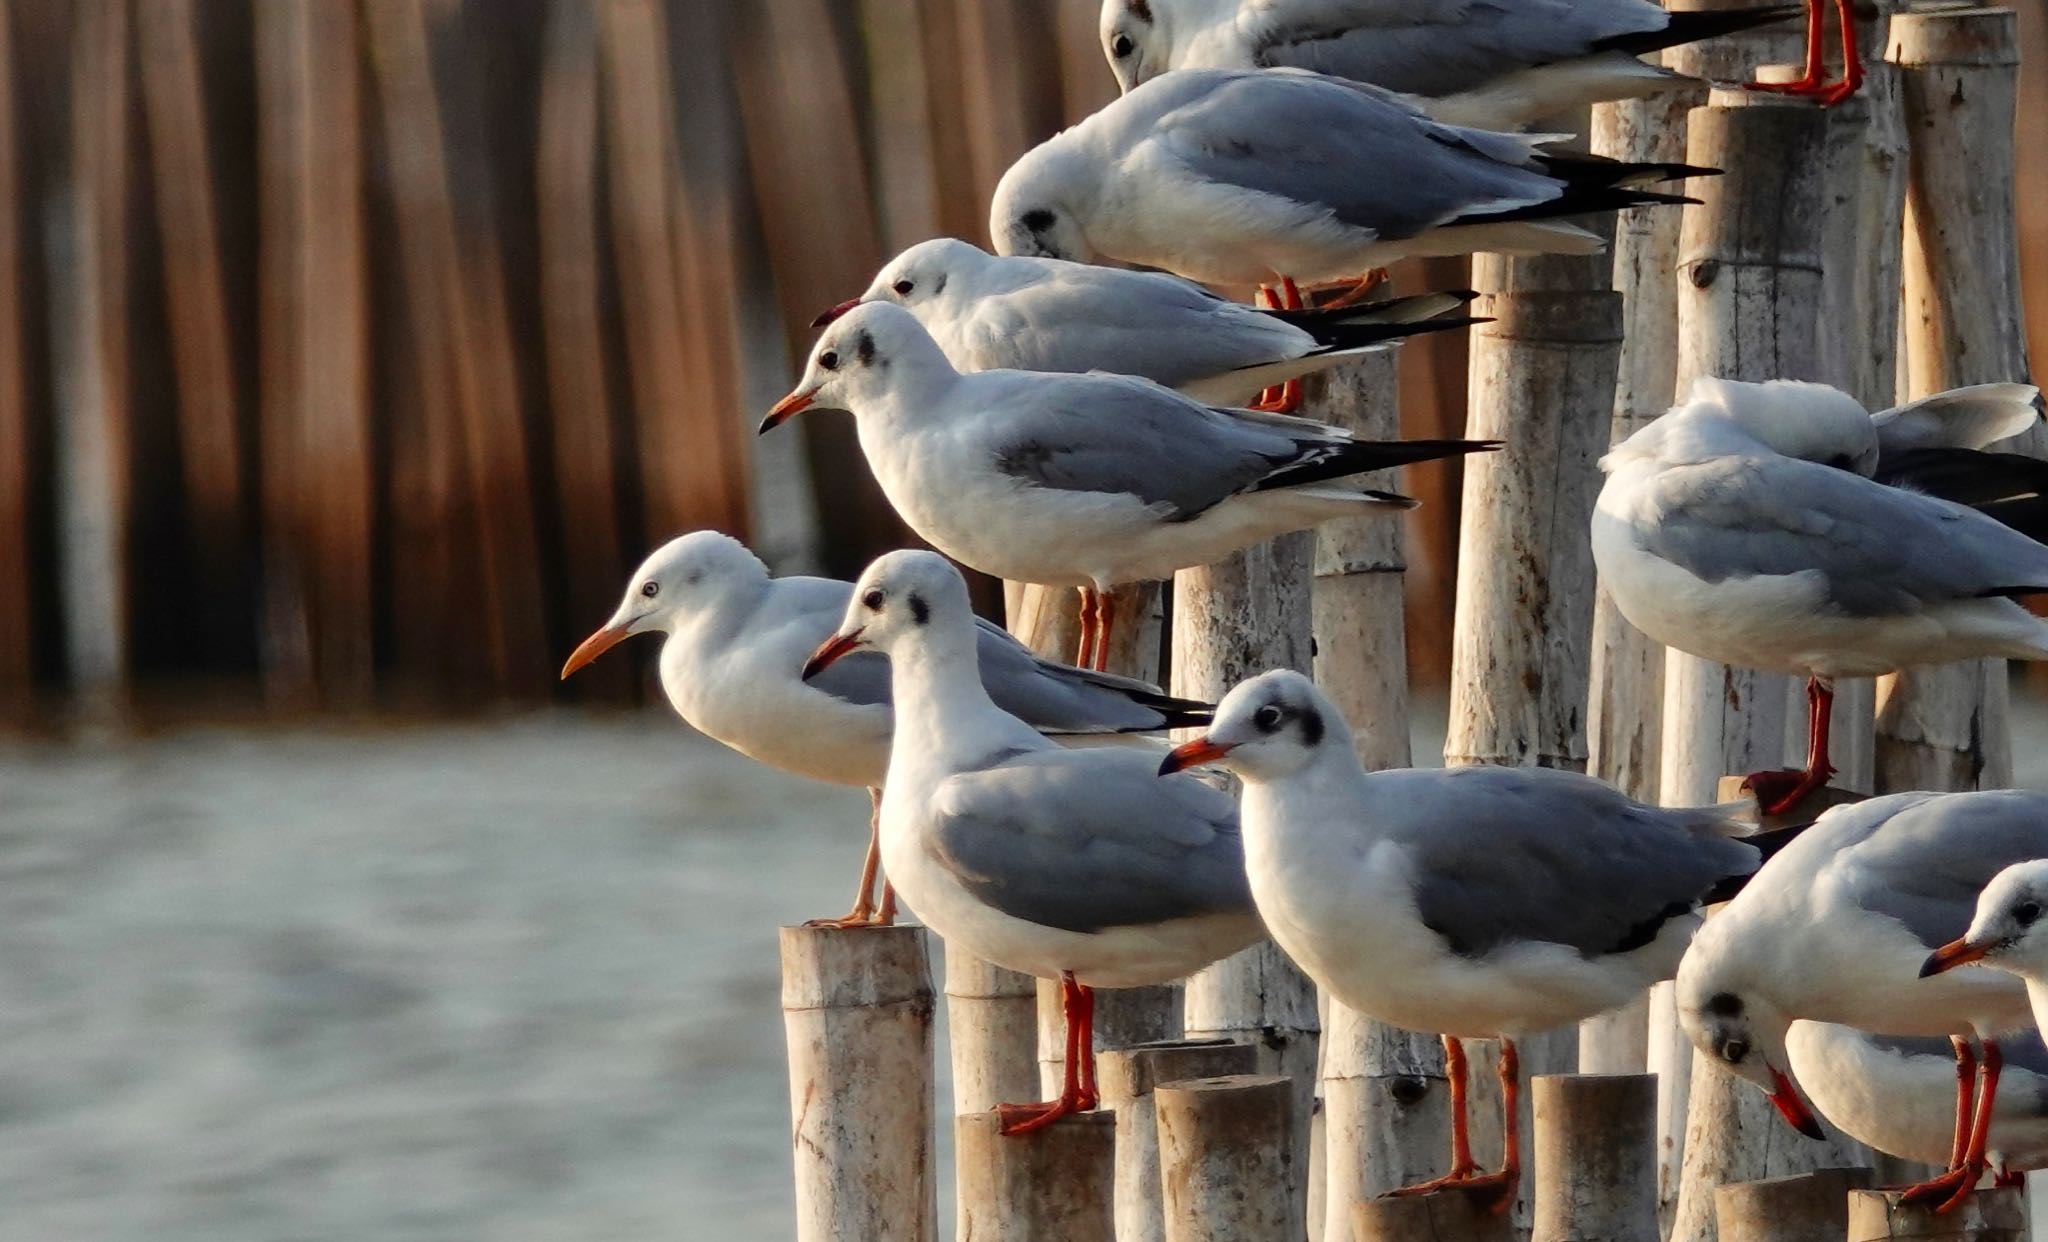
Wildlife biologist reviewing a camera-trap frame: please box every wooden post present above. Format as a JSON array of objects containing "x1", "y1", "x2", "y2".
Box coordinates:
[
  {"x1": 956, "y1": 1110, "x2": 1116, "y2": 1242},
  {"x1": 781, "y1": 925, "x2": 936, "y2": 1242},
  {"x1": 1846, "y1": 1188, "x2": 2028, "y2": 1241},
  {"x1": 1099, "y1": 1039, "x2": 1260, "y2": 1242},
  {"x1": 1172, "y1": 532, "x2": 1319, "y2": 1240},
  {"x1": 944, "y1": 942, "x2": 1038, "y2": 1117},
  {"x1": 1715, "y1": 1169, "x2": 1875, "y2": 1242},
  {"x1": 1352, "y1": 1186, "x2": 1516, "y2": 1242},
  {"x1": 1875, "y1": 6, "x2": 2033, "y2": 797},
  {"x1": 1322, "y1": 1011, "x2": 1453, "y2": 1234},
  {"x1": 1529, "y1": 1073, "x2": 1657, "y2": 1242},
  {"x1": 1156, "y1": 1075, "x2": 1297, "y2": 1242},
  {"x1": 1038, "y1": 980, "x2": 1183, "y2": 1098}
]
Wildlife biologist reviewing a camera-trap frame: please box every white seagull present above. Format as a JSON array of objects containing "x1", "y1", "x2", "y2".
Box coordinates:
[
  {"x1": 1675, "y1": 790, "x2": 2048, "y2": 1211},
  {"x1": 1924, "y1": 859, "x2": 2048, "y2": 1049},
  {"x1": 1160, "y1": 668, "x2": 1767, "y2": 1205},
  {"x1": 1593, "y1": 376, "x2": 2048, "y2": 813},
  {"x1": 811, "y1": 237, "x2": 1478, "y2": 412},
  {"x1": 1098, "y1": 0, "x2": 1802, "y2": 125},
  {"x1": 804, "y1": 550, "x2": 1262, "y2": 1133},
  {"x1": 1787, "y1": 1021, "x2": 2048, "y2": 1184},
  {"x1": 989, "y1": 68, "x2": 1705, "y2": 295},
  {"x1": 760, "y1": 301, "x2": 1493, "y2": 670},
  {"x1": 559, "y1": 531, "x2": 1212, "y2": 926}
]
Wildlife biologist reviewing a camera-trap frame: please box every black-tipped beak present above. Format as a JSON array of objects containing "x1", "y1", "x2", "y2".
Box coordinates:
[
  {"x1": 1768, "y1": 1068, "x2": 1825, "y2": 1140},
  {"x1": 802, "y1": 629, "x2": 864, "y2": 681},
  {"x1": 1158, "y1": 736, "x2": 1235, "y2": 777},
  {"x1": 759, "y1": 388, "x2": 816, "y2": 434},
  {"x1": 810, "y1": 297, "x2": 862, "y2": 328},
  {"x1": 1921, "y1": 936, "x2": 1993, "y2": 978}
]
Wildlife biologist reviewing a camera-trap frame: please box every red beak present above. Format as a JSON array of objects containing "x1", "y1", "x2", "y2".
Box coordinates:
[
  {"x1": 561, "y1": 624, "x2": 631, "y2": 679},
  {"x1": 1768, "y1": 1068, "x2": 1825, "y2": 1140},
  {"x1": 1921, "y1": 936, "x2": 1993, "y2": 978},
  {"x1": 810, "y1": 297, "x2": 862, "y2": 328},
  {"x1": 759, "y1": 388, "x2": 817, "y2": 434},
  {"x1": 802, "y1": 629, "x2": 865, "y2": 680},
  {"x1": 1158, "y1": 736, "x2": 1236, "y2": 777}
]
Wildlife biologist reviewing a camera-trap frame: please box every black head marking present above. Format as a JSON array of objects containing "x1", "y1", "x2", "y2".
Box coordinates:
[
  {"x1": 855, "y1": 331, "x2": 876, "y2": 367},
  {"x1": 908, "y1": 593, "x2": 930, "y2": 626},
  {"x1": 1128, "y1": 0, "x2": 1152, "y2": 22},
  {"x1": 1020, "y1": 208, "x2": 1056, "y2": 233},
  {"x1": 1705, "y1": 991, "x2": 1744, "y2": 1018},
  {"x1": 1297, "y1": 705, "x2": 1324, "y2": 748},
  {"x1": 930, "y1": 272, "x2": 947, "y2": 297}
]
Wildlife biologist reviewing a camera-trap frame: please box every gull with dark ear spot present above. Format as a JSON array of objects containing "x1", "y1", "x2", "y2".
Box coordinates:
[
  {"x1": 1674, "y1": 790, "x2": 2048, "y2": 1212},
  {"x1": 558, "y1": 531, "x2": 1214, "y2": 928},
  {"x1": 1925, "y1": 860, "x2": 2048, "y2": 1052},
  {"x1": 1160, "y1": 668, "x2": 1771, "y2": 1208},
  {"x1": 803, "y1": 550, "x2": 1261, "y2": 1136},
  {"x1": 761, "y1": 300, "x2": 1496, "y2": 672}
]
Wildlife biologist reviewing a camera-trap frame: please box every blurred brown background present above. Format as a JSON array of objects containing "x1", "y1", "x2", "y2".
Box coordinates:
[{"x1": 0, "y1": 0, "x2": 2041, "y2": 721}]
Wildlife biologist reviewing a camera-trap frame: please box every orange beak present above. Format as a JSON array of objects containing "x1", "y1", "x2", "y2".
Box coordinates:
[
  {"x1": 1158, "y1": 736, "x2": 1236, "y2": 777},
  {"x1": 560, "y1": 624, "x2": 632, "y2": 679},
  {"x1": 810, "y1": 297, "x2": 862, "y2": 328},
  {"x1": 758, "y1": 388, "x2": 817, "y2": 434},
  {"x1": 802, "y1": 629, "x2": 865, "y2": 681},
  {"x1": 1768, "y1": 1067, "x2": 1825, "y2": 1140},
  {"x1": 1921, "y1": 936, "x2": 1993, "y2": 978}
]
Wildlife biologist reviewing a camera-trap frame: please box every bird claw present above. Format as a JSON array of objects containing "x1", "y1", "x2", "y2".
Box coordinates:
[
  {"x1": 1742, "y1": 767, "x2": 1833, "y2": 817},
  {"x1": 801, "y1": 906, "x2": 890, "y2": 930},
  {"x1": 1248, "y1": 379, "x2": 1303, "y2": 414},
  {"x1": 1384, "y1": 1168, "x2": 1518, "y2": 1214},
  {"x1": 1745, "y1": 75, "x2": 1861, "y2": 107},
  {"x1": 1893, "y1": 1164, "x2": 1981, "y2": 1213},
  {"x1": 995, "y1": 1090, "x2": 1097, "y2": 1136}
]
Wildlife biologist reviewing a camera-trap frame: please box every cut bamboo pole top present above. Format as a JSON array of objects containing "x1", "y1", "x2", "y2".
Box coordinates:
[{"x1": 1846, "y1": 1187, "x2": 2028, "y2": 1240}]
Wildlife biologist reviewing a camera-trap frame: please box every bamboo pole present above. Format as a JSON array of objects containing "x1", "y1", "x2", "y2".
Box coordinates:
[
  {"x1": 1846, "y1": 1187, "x2": 2027, "y2": 1241},
  {"x1": 1715, "y1": 1169, "x2": 1874, "y2": 1242},
  {"x1": 1099, "y1": 1040, "x2": 1259, "y2": 1242},
  {"x1": 1352, "y1": 1186, "x2": 1516, "y2": 1242},
  {"x1": 943, "y1": 942, "x2": 1037, "y2": 1118},
  {"x1": 1322, "y1": 1015, "x2": 1453, "y2": 1220},
  {"x1": 956, "y1": 1110, "x2": 1116, "y2": 1242},
  {"x1": 1875, "y1": 6, "x2": 2032, "y2": 797},
  {"x1": 1156, "y1": 1074, "x2": 1297, "y2": 1242},
  {"x1": 1038, "y1": 981, "x2": 1182, "y2": 1099},
  {"x1": 1529, "y1": 1074, "x2": 1657, "y2": 1242},
  {"x1": 781, "y1": 925, "x2": 936, "y2": 1242},
  {"x1": 0, "y1": 7, "x2": 31, "y2": 710}
]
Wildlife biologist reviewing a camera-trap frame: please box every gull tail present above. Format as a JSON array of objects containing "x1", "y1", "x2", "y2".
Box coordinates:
[
  {"x1": 1254, "y1": 438, "x2": 1501, "y2": 495},
  {"x1": 1591, "y1": 4, "x2": 1803, "y2": 58},
  {"x1": 1264, "y1": 290, "x2": 1482, "y2": 344},
  {"x1": 1879, "y1": 448, "x2": 2048, "y2": 546},
  {"x1": 1699, "y1": 821, "x2": 1814, "y2": 906}
]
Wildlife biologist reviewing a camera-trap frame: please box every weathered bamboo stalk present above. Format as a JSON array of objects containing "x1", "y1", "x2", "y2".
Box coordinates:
[
  {"x1": 1529, "y1": 1074, "x2": 1657, "y2": 1242},
  {"x1": 1845, "y1": 1187, "x2": 2028, "y2": 1241},
  {"x1": 1321, "y1": 1009, "x2": 1453, "y2": 1232},
  {"x1": 1352, "y1": 1186, "x2": 1516, "y2": 1242},
  {"x1": 944, "y1": 942, "x2": 1037, "y2": 1118},
  {"x1": 1155, "y1": 1074, "x2": 1297, "y2": 1242},
  {"x1": 1037, "y1": 981, "x2": 1183, "y2": 1098},
  {"x1": 1715, "y1": 1168, "x2": 1874, "y2": 1242},
  {"x1": 956, "y1": 1110, "x2": 1117, "y2": 1242},
  {"x1": 1099, "y1": 1039, "x2": 1260, "y2": 1242},
  {"x1": 1874, "y1": 5, "x2": 2033, "y2": 797},
  {"x1": 781, "y1": 925, "x2": 936, "y2": 1242}
]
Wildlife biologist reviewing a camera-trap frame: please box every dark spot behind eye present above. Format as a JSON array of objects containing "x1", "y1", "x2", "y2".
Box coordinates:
[
  {"x1": 1128, "y1": 0, "x2": 1152, "y2": 22},
  {"x1": 1705, "y1": 991, "x2": 1744, "y2": 1018},
  {"x1": 908, "y1": 593, "x2": 930, "y2": 625},
  {"x1": 1298, "y1": 706, "x2": 1324, "y2": 748},
  {"x1": 931, "y1": 273, "x2": 946, "y2": 296},
  {"x1": 856, "y1": 332, "x2": 875, "y2": 366},
  {"x1": 1021, "y1": 208, "x2": 1056, "y2": 233}
]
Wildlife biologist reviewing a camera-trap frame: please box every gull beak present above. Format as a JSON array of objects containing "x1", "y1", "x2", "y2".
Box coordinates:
[
  {"x1": 759, "y1": 388, "x2": 817, "y2": 434},
  {"x1": 1158, "y1": 735, "x2": 1235, "y2": 777},
  {"x1": 810, "y1": 297, "x2": 862, "y2": 328},
  {"x1": 561, "y1": 624, "x2": 631, "y2": 679},
  {"x1": 802, "y1": 628, "x2": 865, "y2": 681},
  {"x1": 1767, "y1": 1067, "x2": 1825, "y2": 1140},
  {"x1": 1921, "y1": 936, "x2": 1993, "y2": 978}
]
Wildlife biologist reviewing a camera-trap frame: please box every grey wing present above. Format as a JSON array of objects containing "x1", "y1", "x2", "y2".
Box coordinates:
[
  {"x1": 1636, "y1": 456, "x2": 2048, "y2": 614},
  {"x1": 1872, "y1": 384, "x2": 2045, "y2": 455},
  {"x1": 927, "y1": 750, "x2": 1254, "y2": 934},
  {"x1": 1830, "y1": 790, "x2": 2048, "y2": 949},
  {"x1": 1152, "y1": 71, "x2": 1562, "y2": 239},
  {"x1": 984, "y1": 267, "x2": 1308, "y2": 384},
  {"x1": 764, "y1": 578, "x2": 897, "y2": 710},
  {"x1": 972, "y1": 617, "x2": 1205, "y2": 732},
  {"x1": 1384, "y1": 766, "x2": 1757, "y2": 958}
]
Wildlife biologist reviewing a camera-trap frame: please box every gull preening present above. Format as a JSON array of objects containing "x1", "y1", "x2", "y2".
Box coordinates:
[
  {"x1": 812, "y1": 237, "x2": 1478, "y2": 410},
  {"x1": 1593, "y1": 376, "x2": 2048, "y2": 813},
  {"x1": 1097, "y1": 0, "x2": 1800, "y2": 126},
  {"x1": 558, "y1": 532, "x2": 1211, "y2": 925},
  {"x1": 1924, "y1": 859, "x2": 2048, "y2": 1050},
  {"x1": 804, "y1": 550, "x2": 1262, "y2": 1133},
  {"x1": 760, "y1": 301, "x2": 1494, "y2": 669},
  {"x1": 989, "y1": 68, "x2": 1706, "y2": 290},
  {"x1": 1676, "y1": 790, "x2": 2048, "y2": 1210},
  {"x1": 1160, "y1": 669, "x2": 1769, "y2": 1206}
]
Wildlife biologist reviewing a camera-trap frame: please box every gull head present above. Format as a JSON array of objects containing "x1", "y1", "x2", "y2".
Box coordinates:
[
  {"x1": 1159, "y1": 669, "x2": 1346, "y2": 782},
  {"x1": 1675, "y1": 937, "x2": 1824, "y2": 1139},
  {"x1": 1683, "y1": 377, "x2": 1881, "y2": 474},
  {"x1": 1098, "y1": 0, "x2": 1168, "y2": 94},
  {"x1": 761, "y1": 302, "x2": 956, "y2": 432},
  {"x1": 561, "y1": 531, "x2": 768, "y2": 678},
  {"x1": 835, "y1": 237, "x2": 989, "y2": 326},
  {"x1": 803, "y1": 550, "x2": 973, "y2": 680},
  {"x1": 1922, "y1": 860, "x2": 2048, "y2": 982},
  {"x1": 989, "y1": 151, "x2": 1093, "y2": 264}
]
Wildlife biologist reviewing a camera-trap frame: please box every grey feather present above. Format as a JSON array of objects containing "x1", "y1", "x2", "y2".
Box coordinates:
[
  {"x1": 1808, "y1": 791, "x2": 2048, "y2": 950},
  {"x1": 1872, "y1": 383, "x2": 2045, "y2": 456}
]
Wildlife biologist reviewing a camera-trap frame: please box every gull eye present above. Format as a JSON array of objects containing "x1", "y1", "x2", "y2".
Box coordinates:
[
  {"x1": 640, "y1": 581, "x2": 659, "y2": 599},
  {"x1": 892, "y1": 279, "x2": 915, "y2": 297},
  {"x1": 2016, "y1": 899, "x2": 2042, "y2": 927},
  {"x1": 1253, "y1": 704, "x2": 1284, "y2": 733},
  {"x1": 861, "y1": 588, "x2": 884, "y2": 612},
  {"x1": 1721, "y1": 1038, "x2": 1750, "y2": 1064},
  {"x1": 819, "y1": 350, "x2": 840, "y2": 371},
  {"x1": 1111, "y1": 32, "x2": 1134, "y2": 58}
]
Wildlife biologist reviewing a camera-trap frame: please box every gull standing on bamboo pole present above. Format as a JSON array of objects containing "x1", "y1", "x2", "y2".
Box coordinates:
[
  {"x1": 558, "y1": 531, "x2": 1214, "y2": 926},
  {"x1": 1097, "y1": 0, "x2": 1802, "y2": 123},
  {"x1": 1161, "y1": 670, "x2": 1777, "y2": 1207},
  {"x1": 802, "y1": 551, "x2": 1263, "y2": 1133},
  {"x1": 759, "y1": 302, "x2": 1495, "y2": 670}
]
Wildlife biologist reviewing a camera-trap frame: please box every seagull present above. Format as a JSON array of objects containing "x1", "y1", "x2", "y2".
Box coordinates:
[
  {"x1": 809, "y1": 237, "x2": 1479, "y2": 413},
  {"x1": 1675, "y1": 790, "x2": 2048, "y2": 1211},
  {"x1": 1159, "y1": 668, "x2": 1769, "y2": 1207},
  {"x1": 1924, "y1": 859, "x2": 2048, "y2": 1051},
  {"x1": 760, "y1": 301, "x2": 1494, "y2": 671},
  {"x1": 803, "y1": 550, "x2": 1263, "y2": 1134},
  {"x1": 1593, "y1": 376, "x2": 2048, "y2": 814},
  {"x1": 558, "y1": 531, "x2": 1213, "y2": 927},
  {"x1": 1786, "y1": 1021, "x2": 2048, "y2": 1184},
  {"x1": 988, "y1": 67, "x2": 1706, "y2": 300},
  {"x1": 1097, "y1": 0, "x2": 1805, "y2": 125}
]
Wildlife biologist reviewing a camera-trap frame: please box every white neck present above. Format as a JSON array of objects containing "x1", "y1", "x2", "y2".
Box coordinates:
[{"x1": 883, "y1": 629, "x2": 1044, "y2": 779}]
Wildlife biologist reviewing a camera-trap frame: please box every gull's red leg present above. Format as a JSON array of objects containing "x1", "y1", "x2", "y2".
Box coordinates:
[
  {"x1": 1250, "y1": 284, "x2": 1288, "y2": 411},
  {"x1": 1749, "y1": 0, "x2": 1863, "y2": 104},
  {"x1": 1897, "y1": 1037, "x2": 1998, "y2": 1210},
  {"x1": 1816, "y1": 0, "x2": 1863, "y2": 106},
  {"x1": 1075, "y1": 587, "x2": 1099, "y2": 672},
  {"x1": 1317, "y1": 269, "x2": 1390, "y2": 310},
  {"x1": 1745, "y1": 677, "x2": 1838, "y2": 815},
  {"x1": 1092, "y1": 591, "x2": 1117, "y2": 673},
  {"x1": 1459, "y1": 1039, "x2": 1523, "y2": 1214},
  {"x1": 1386, "y1": 1036, "x2": 1482, "y2": 1197},
  {"x1": 998, "y1": 972, "x2": 1097, "y2": 1134},
  {"x1": 1947, "y1": 1037, "x2": 1977, "y2": 1171},
  {"x1": 804, "y1": 790, "x2": 885, "y2": 928}
]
